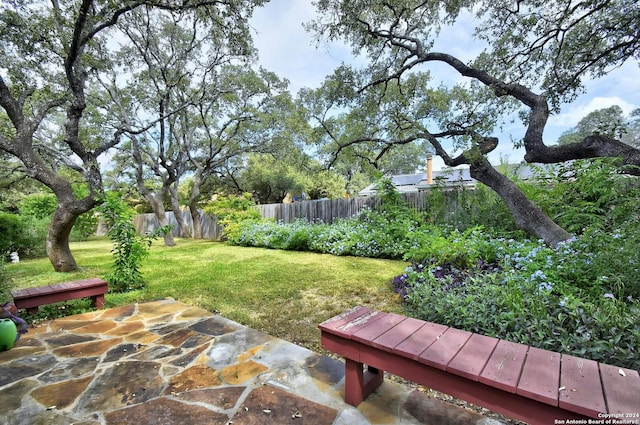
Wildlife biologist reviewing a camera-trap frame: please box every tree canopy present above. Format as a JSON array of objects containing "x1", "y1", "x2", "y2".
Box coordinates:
[
  {"x1": 2, "y1": 0, "x2": 639, "y2": 270},
  {"x1": 308, "y1": 0, "x2": 640, "y2": 245},
  {"x1": 0, "y1": 0, "x2": 266, "y2": 270},
  {"x1": 558, "y1": 106, "x2": 640, "y2": 147}
]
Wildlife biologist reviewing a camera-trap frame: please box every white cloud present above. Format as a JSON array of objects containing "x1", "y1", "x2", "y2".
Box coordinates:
[
  {"x1": 250, "y1": 2, "x2": 488, "y2": 92},
  {"x1": 250, "y1": 0, "x2": 640, "y2": 157},
  {"x1": 550, "y1": 96, "x2": 637, "y2": 128},
  {"x1": 548, "y1": 61, "x2": 640, "y2": 130}
]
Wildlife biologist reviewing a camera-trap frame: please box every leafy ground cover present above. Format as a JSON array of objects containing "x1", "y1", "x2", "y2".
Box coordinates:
[
  {"x1": 231, "y1": 216, "x2": 640, "y2": 369},
  {"x1": 3, "y1": 237, "x2": 405, "y2": 353}
]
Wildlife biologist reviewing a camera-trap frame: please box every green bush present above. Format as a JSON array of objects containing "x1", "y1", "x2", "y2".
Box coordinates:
[
  {"x1": 17, "y1": 217, "x2": 49, "y2": 258},
  {"x1": 204, "y1": 193, "x2": 262, "y2": 241},
  {"x1": 520, "y1": 159, "x2": 640, "y2": 234},
  {"x1": 0, "y1": 213, "x2": 47, "y2": 260},
  {"x1": 18, "y1": 193, "x2": 57, "y2": 219},
  {"x1": 0, "y1": 212, "x2": 25, "y2": 258},
  {"x1": 398, "y1": 235, "x2": 640, "y2": 370},
  {"x1": 100, "y1": 193, "x2": 168, "y2": 292},
  {"x1": 403, "y1": 226, "x2": 499, "y2": 268},
  {"x1": 422, "y1": 182, "x2": 517, "y2": 234},
  {"x1": 0, "y1": 257, "x2": 9, "y2": 302},
  {"x1": 230, "y1": 208, "x2": 499, "y2": 263}
]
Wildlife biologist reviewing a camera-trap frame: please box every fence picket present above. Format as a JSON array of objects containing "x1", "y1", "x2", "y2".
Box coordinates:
[{"x1": 129, "y1": 192, "x2": 461, "y2": 240}]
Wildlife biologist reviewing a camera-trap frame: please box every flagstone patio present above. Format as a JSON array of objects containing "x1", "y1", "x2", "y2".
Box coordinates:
[{"x1": 0, "y1": 298, "x2": 506, "y2": 425}]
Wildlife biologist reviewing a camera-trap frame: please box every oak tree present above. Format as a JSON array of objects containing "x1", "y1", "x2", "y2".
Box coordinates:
[
  {"x1": 309, "y1": 0, "x2": 640, "y2": 245},
  {"x1": 0, "y1": 0, "x2": 265, "y2": 269}
]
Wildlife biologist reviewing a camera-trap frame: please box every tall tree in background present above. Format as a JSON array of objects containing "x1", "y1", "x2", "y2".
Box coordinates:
[
  {"x1": 109, "y1": 7, "x2": 217, "y2": 246},
  {"x1": 558, "y1": 106, "x2": 640, "y2": 147},
  {"x1": 628, "y1": 109, "x2": 640, "y2": 148},
  {"x1": 0, "y1": 0, "x2": 265, "y2": 269},
  {"x1": 107, "y1": 7, "x2": 259, "y2": 245},
  {"x1": 310, "y1": 0, "x2": 640, "y2": 245},
  {"x1": 108, "y1": 7, "x2": 291, "y2": 242},
  {"x1": 183, "y1": 66, "x2": 291, "y2": 238},
  {"x1": 299, "y1": 70, "x2": 435, "y2": 189}
]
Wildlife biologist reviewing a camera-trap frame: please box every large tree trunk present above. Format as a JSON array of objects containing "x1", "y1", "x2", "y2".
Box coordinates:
[
  {"x1": 46, "y1": 207, "x2": 79, "y2": 272},
  {"x1": 189, "y1": 203, "x2": 203, "y2": 239},
  {"x1": 148, "y1": 197, "x2": 176, "y2": 247},
  {"x1": 188, "y1": 172, "x2": 204, "y2": 239},
  {"x1": 169, "y1": 182, "x2": 191, "y2": 238},
  {"x1": 470, "y1": 158, "x2": 570, "y2": 246}
]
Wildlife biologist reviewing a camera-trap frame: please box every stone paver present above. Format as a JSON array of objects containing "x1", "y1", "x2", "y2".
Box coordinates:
[{"x1": 0, "y1": 298, "x2": 505, "y2": 425}]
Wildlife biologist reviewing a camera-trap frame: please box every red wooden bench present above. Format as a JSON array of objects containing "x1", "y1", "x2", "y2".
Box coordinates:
[
  {"x1": 319, "y1": 306, "x2": 640, "y2": 425},
  {"x1": 11, "y1": 278, "x2": 108, "y2": 315}
]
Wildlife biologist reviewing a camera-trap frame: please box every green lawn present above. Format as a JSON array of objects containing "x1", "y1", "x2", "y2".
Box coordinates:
[{"x1": 4, "y1": 237, "x2": 407, "y2": 353}]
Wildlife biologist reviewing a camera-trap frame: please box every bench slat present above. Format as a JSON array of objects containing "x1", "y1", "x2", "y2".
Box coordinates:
[
  {"x1": 447, "y1": 333, "x2": 499, "y2": 381},
  {"x1": 70, "y1": 277, "x2": 108, "y2": 288},
  {"x1": 559, "y1": 354, "x2": 606, "y2": 417},
  {"x1": 337, "y1": 310, "x2": 385, "y2": 337},
  {"x1": 12, "y1": 287, "x2": 35, "y2": 297},
  {"x1": 318, "y1": 306, "x2": 372, "y2": 334},
  {"x1": 353, "y1": 312, "x2": 405, "y2": 344},
  {"x1": 394, "y1": 321, "x2": 448, "y2": 360},
  {"x1": 599, "y1": 363, "x2": 640, "y2": 414},
  {"x1": 62, "y1": 281, "x2": 79, "y2": 290},
  {"x1": 371, "y1": 316, "x2": 426, "y2": 352},
  {"x1": 51, "y1": 282, "x2": 68, "y2": 291},
  {"x1": 517, "y1": 347, "x2": 560, "y2": 406},
  {"x1": 419, "y1": 327, "x2": 472, "y2": 370},
  {"x1": 479, "y1": 339, "x2": 528, "y2": 393},
  {"x1": 31, "y1": 286, "x2": 52, "y2": 295},
  {"x1": 12, "y1": 278, "x2": 108, "y2": 299},
  {"x1": 320, "y1": 307, "x2": 640, "y2": 423}
]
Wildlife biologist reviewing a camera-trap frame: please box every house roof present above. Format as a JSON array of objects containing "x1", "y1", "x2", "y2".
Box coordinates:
[{"x1": 358, "y1": 163, "x2": 543, "y2": 196}]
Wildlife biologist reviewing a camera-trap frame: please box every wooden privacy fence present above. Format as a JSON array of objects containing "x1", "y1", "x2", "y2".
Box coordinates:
[
  {"x1": 131, "y1": 209, "x2": 224, "y2": 240},
  {"x1": 259, "y1": 197, "x2": 377, "y2": 224},
  {"x1": 258, "y1": 192, "x2": 436, "y2": 224},
  {"x1": 129, "y1": 192, "x2": 462, "y2": 239}
]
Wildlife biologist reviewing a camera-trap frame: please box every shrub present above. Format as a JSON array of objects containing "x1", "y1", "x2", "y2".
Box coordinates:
[
  {"x1": 397, "y1": 236, "x2": 640, "y2": 370},
  {"x1": 554, "y1": 226, "x2": 640, "y2": 300},
  {"x1": 520, "y1": 159, "x2": 640, "y2": 235},
  {"x1": 0, "y1": 257, "x2": 9, "y2": 302},
  {"x1": 204, "y1": 193, "x2": 262, "y2": 241},
  {"x1": 403, "y1": 226, "x2": 499, "y2": 268},
  {"x1": 0, "y1": 212, "x2": 25, "y2": 259},
  {"x1": 422, "y1": 182, "x2": 517, "y2": 234},
  {"x1": 100, "y1": 193, "x2": 168, "y2": 292},
  {"x1": 18, "y1": 192, "x2": 98, "y2": 242},
  {"x1": 18, "y1": 193, "x2": 57, "y2": 219},
  {"x1": 16, "y1": 217, "x2": 49, "y2": 258},
  {"x1": 0, "y1": 213, "x2": 47, "y2": 260}
]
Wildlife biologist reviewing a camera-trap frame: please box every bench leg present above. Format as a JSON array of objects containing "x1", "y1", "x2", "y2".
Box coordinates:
[
  {"x1": 344, "y1": 358, "x2": 384, "y2": 406},
  {"x1": 91, "y1": 294, "x2": 105, "y2": 309}
]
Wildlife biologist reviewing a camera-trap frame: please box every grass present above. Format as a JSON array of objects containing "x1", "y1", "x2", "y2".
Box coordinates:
[{"x1": 4, "y1": 237, "x2": 407, "y2": 353}]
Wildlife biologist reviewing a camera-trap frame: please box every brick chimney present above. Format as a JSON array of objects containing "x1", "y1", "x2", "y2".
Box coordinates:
[{"x1": 427, "y1": 154, "x2": 433, "y2": 185}]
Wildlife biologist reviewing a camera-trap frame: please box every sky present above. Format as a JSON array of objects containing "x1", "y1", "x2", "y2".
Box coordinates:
[{"x1": 249, "y1": 0, "x2": 640, "y2": 170}]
